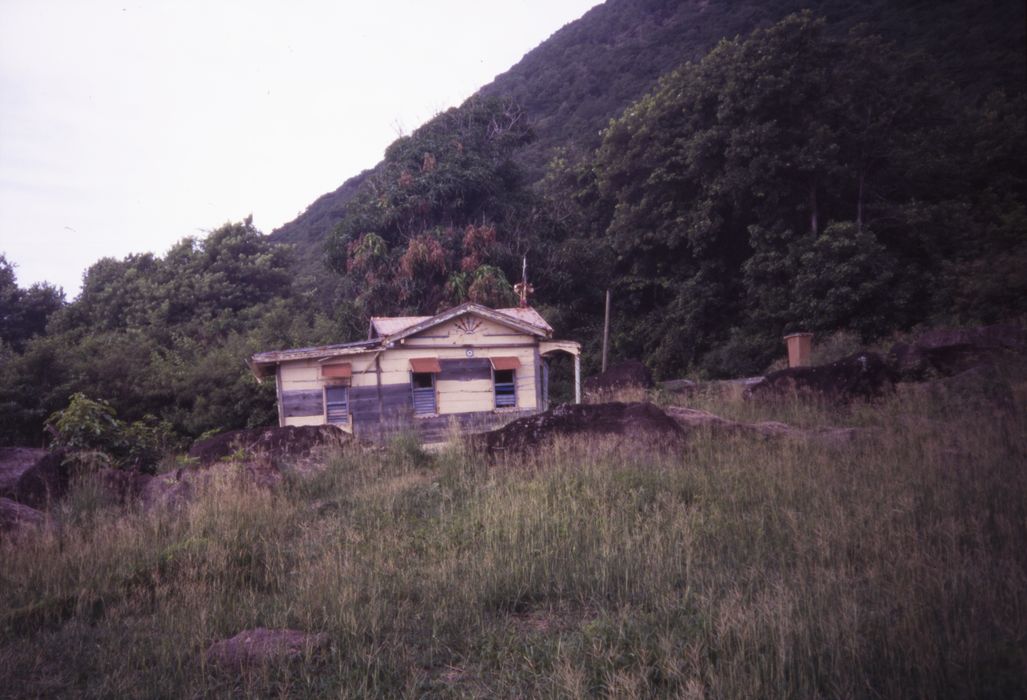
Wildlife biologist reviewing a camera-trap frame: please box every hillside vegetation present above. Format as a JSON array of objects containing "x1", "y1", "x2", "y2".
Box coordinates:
[
  {"x1": 275, "y1": 0, "x2": 1025, "y2": 249},
  {"x1": 2, "y1": 382, "x2": 1024, "y2": 696},
  {"x1": 314, "y1": 10, "x2": 1025, "y2": 378}
]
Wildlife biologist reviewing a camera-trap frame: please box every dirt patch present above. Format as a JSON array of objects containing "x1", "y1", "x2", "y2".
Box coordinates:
[
  {"x1": 187, "y1": 425, "x2": 350, "y2": 466},
  {"x1": 747, "y1": 352, "x2": 893, "y2": 401},
  {"x1": 583, "y1": 360, "x2": 653, "y2": 396},
  {"x1": 474, "y1": 402, "x2": 685, "y2": 455}
]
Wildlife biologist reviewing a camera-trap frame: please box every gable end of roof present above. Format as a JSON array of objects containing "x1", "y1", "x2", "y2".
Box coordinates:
[{"x1": 386, "y1": 303, "x2": 552, "y2": 342}]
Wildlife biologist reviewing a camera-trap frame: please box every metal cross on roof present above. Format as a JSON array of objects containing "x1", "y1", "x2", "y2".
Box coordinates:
[{"x1": 513, "y1": 255, "x2": 534, "y2": 308}]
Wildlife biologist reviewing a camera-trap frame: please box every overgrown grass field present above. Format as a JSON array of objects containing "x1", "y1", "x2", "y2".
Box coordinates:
[{"x1": 2, "y1": 384, "x2": 1025, "y2": 697}]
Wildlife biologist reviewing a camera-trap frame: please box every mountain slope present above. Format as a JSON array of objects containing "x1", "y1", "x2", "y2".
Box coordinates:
[{"x1": 269, "y1": 0, "x2": 1024, "y2": 271}]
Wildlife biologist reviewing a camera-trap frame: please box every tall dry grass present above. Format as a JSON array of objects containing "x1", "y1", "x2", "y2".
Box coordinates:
[{"x1": 1, "y1": 381, "x2": 1025, "y2": 697}]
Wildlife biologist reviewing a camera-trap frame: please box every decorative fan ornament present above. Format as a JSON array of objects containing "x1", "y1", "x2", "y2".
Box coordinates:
[{"x1": 454, "y1": 317, "x2": 483, "y2": 335}]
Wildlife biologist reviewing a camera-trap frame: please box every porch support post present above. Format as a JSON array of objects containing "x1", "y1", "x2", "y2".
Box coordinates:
[
  {"x1": 275, "y1": 365, "x2": 285, "y2": 427},
  {"x1": 574, "y1": 353, "x2": 581, "y2": 404}
]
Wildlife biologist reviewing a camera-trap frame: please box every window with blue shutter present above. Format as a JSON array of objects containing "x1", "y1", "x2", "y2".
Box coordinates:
[
  {"x1": 493, "y1": 369, "x2": 516, "y2": 408},
  {"x1": 411, "y1": 372, "x2": 436, "y2": 415},
  {"x1": 325, "y1": 385, "x2": 349, "y2": 424}
]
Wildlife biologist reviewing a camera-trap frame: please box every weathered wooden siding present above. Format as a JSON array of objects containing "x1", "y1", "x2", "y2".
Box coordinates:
[
  {"x1": 438, "y1": 358, "x2": 491, "y2": 381},
  {"x1": 359, "y1": 409, "x2": 535, "y2": 444},
  {"x1": 281, "y1": 389, "x2": 322, "y2": 418},
  {"x1": 279, "y1": 352, "x2": 378, "y2": 430},
  {"x1": 349, "y1": 383, "x2": 413, "y2": 436}
]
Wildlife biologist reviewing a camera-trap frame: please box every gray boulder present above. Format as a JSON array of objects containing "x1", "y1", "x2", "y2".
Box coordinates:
[
  {"x1": 747, "y1": 352, "x2": 893, "y2": 401},
  {"x1": 889, "y1": 323, "x2": 1026, "y2": 381},
  {"x1": 0, "y1": 496, "x2": 45, "y2": 535}
]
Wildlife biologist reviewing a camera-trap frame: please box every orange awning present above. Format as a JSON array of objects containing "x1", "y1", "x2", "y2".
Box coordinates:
[
  {"x1": 409, "y1": 357, "x2": 441, "y2": 373},
  {"x1": 490, "y1": 356, "x2": 521, "y2": 370},
  {"x1": 321, "y1": 362, "x2": 352, "y2": 378}
]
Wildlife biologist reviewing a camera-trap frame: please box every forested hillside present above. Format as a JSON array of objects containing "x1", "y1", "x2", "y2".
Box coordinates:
[
  {"x1": 272, "y1": 0, "x2": 1025, "y2": 253},
  {"x1": 1, "y1": 0, "x2": 1024, "y2": 447}
]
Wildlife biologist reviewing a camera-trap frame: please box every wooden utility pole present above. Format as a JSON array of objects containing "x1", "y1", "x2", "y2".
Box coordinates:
[{"x1": 602, "y1": 288, "x2": 611, "y2": 373}]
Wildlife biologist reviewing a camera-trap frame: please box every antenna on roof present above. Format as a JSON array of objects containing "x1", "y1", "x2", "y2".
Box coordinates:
[{"x1": 513, "y1": 254, "x2": 533, "y2": 308}]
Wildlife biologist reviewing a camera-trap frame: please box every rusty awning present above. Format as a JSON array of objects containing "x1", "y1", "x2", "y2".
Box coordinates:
[
  {"x1": 321, "y1": 362, "x2": 352, "y2": 378},
  {"x1": 489, "y1": 356, "x2": 521, "y2": 371},
  {"x1": 409, "y1": 357, "x2": 441, "y2": 373}
]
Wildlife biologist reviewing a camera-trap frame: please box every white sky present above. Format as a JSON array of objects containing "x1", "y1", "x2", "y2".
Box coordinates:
[{"x1": 0, "y1": 0, "x2": 601, "y2": 297}]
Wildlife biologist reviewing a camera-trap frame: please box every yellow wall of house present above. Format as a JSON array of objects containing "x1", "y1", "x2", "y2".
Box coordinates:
[
  {"x1": 279, "y1": 353, "x2": 380, "y2": 392},
  {"x1": 377, "y1": 344, "x2": 538, "y2": 414}
]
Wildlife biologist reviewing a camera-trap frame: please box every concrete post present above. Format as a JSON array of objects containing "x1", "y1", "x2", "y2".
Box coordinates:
[{"x1": 574, "y1": 354, "x2": 581, "y2": 404}]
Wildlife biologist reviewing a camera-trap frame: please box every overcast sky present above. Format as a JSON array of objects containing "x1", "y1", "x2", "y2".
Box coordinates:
[{"x1": 0, "y1": 0, "x2": 601, "y2": 297}]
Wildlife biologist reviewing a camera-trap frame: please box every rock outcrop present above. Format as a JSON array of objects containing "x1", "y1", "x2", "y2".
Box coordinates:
[
  {"x1": 476, "y1": 402, "x2": 685, "y2": 455},
  {"x1": 92, "y1": 459, "x2": 284, "y2": 512},
  {"x1": 0, "y1": 497, "x2": 45, "y2": 535},
  {"x1": 746, "y1": 352, "x2": 893, "y2": 401},
  {"x1": 0, "y1": 448, "x2": 47, "y2": 497},
  {"x1": 188, "y1": 425, "x2": 349, "y2": 466},
  {"x1": 663, "y1": 407, "x2": 861, "y2": 444},
  {"x1": 889, "y1": 323, "x2": 1026, "y2": 381},
  {"x1": 6, "y1": 449, "x2": 72, "y2": 508}
]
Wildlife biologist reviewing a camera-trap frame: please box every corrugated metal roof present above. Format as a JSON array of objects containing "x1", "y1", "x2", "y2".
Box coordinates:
[
  {"x1": 249, "y1": 338, "x2": 381, "y2": 377},
  {"x1": 370, "y1": 315, "x2": 431, "y2": 336},
  {"x1": 495, "y1": 307, "x2": 553, "y2": 334}
]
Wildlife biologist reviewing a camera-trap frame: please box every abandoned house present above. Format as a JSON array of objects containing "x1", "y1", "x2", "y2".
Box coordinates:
[{"x1": 248, "y1": 302, "x2": 581, "y2": 443}]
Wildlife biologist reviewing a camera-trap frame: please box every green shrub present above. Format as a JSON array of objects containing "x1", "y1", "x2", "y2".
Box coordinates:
[{"x1": 46, "y1": 393, "x2": 179, "y2": 473}]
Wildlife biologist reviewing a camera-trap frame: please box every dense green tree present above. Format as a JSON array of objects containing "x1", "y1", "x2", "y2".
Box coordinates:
[
  {"x1": 0, "y1": 220, "x2": 320, "y2": 447},
  {"x1": 587, "y1": 11, "x2": 1021, "y2": 377},
  {"x1": 0, "y1": 254, "x2": 65, "y2": 352},
  {"x1": 790, "y1": 222, "x2": 897, "y2": 336},
  {"x1": 65, "y1": 218, "x2": 292, "y2": 339},
  {"x1": 323, "y1": 97, "x2": 535, "y2": 318}
]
